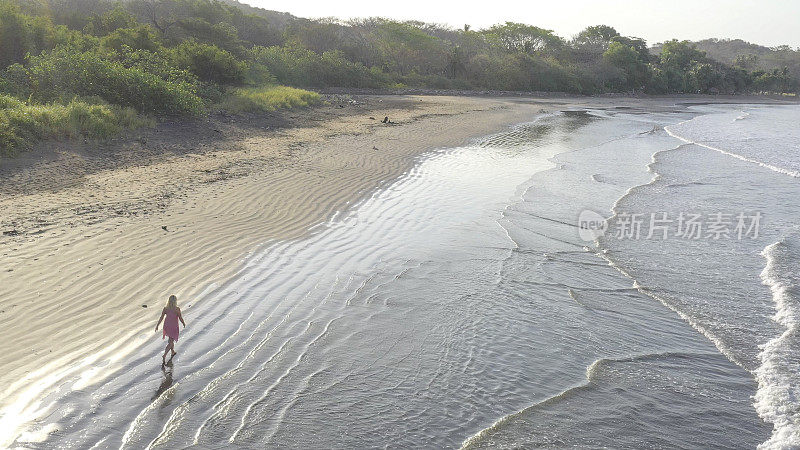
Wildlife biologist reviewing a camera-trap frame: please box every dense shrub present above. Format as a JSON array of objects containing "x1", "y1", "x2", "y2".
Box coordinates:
[
  {"x1": 24, "y1": 47, "x2": 204, "y2": 115},
  {"x1": 463, "y1": 53, "x2": 581, "y2": 92},
  {"x1": 116, "y1": 48, "x2": 198, "y2": 86},
  {"x1": 0, "y1": 94, "x2": 151, "y2": 156},
  {"x1": 83, "y1": 6, "x2": 138, "y2": 36},
  {"x1": 243, "y1": 62, "x2": 276, "y2": 86},
  {"x1": 170, "y1": 41, "x2": 246, "y2": 85},
  {"x1": 248, "y1": 45, "x2": 389, "y2": 88},
  {"x1": 398, "y1": 72, "x2": 470, "y2": 89},
  {"x1": 101, "y1": 24, "x2": 163, "y2": 53},
  {"x1": 171, "y1": 18, "x2": 245, "y2": 57},
  {"x1": 0, "y1": 0, "x2": 53, "y2": 67},
  {"x1": 751, "y1": 69, "x2": 798, "y2": 93},
  {"x1": 0, "y1": 63, "x2": 31, "y2": 97},
  {"x1": 49, "y1": 24, "x2": 102, "y2": 53},
  {"x1": 464, "y1": 53, "x2": 523, "y2": 90},
  {"x1": 645, "y1": 66, "x2": 669, "y2": 93}
]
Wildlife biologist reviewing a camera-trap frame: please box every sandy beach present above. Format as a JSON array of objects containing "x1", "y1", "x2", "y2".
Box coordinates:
[
  {"x1": 0, "y1": 95, "x2": 555, "y2": 420},
  {"x1": 2, "y1": 0, "x2": 799, "y2": 444},
  {"x1": 3, "y1": 93, "x2": 798, "y2": 447}
]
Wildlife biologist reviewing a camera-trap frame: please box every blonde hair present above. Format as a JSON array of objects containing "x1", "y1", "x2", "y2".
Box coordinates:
[{"x1": 166, "y1": 294, "x2": 178, "y2": 310}]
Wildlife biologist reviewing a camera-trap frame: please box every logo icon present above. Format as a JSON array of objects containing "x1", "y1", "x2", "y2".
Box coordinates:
[{"x1": 578, "y1": 210, "x2": 607, "y2": 242}]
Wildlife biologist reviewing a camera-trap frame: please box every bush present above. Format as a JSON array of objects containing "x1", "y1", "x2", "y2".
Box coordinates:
[
  {"x1": 397, "y1": 72, "x2": 472, "y2": 90},
  {"x1": 217, "y1": 85, "x2": 320, "y2": 113},
  {"x1": 645, "y1": 66, "x2": 669, "y2": 94},
  {"x1": 317, "y1": 50, "x2": 392, "y2": 87},
  {"x1": 170, "y1": 41, "x2": 246, "y2": 85},
  {"x1": 248, "y1": 45, "x2": 389, "y2": 88},
  {"x1": 0, "y1": 94, "x2": 152, "y2": 156},
  {"x1": 24, "y1": 47, "x2": 204, "y2": 115},
  {"x1": 248, "y1": 45, "x2": 311, "y2": 86},
  {"x1": 751, "y1": 69, "x2": 798, "y2": 93},
  {"x1": 172, "y1": 18, "x2": 245, "y2": 57},
  {"x1": 115, "y1": 47, "x2": 198, "y2": 86},
  {"x1": 0, "y1": 0, "x2": 53, "y2": 67},
  {"x1": 101, "y1": 24, "x2": 163, "y2": 53},
  {"x1": 0, "y1": 63, "x2": 31, "y2": 97},
  {"x1": 83, "y1": 6, "x2": 137, "y2": 36},
  {"x1": 243, "y1": 62, "x2": 276, "y2": 86}
]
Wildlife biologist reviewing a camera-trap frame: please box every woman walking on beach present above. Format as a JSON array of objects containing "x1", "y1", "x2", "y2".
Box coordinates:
[{"x1": 155, "y1": 295, "x2": 186, "y2": 365}]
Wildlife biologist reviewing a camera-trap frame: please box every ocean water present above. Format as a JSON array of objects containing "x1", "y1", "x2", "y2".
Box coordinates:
[{"x1": 5, "y1": 102, "x2": 799, "y2": 449}]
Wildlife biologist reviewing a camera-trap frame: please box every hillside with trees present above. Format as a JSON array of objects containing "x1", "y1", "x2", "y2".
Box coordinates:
[
  {"x1": 651, "y1": 38, "x2": 800, "y2": 94},
  {"x1": 1, "y1": 0, "x2": 798, "y2": 156},
  {"x1": 690, "y1": 38, "x2": 800, "y2": 82}
]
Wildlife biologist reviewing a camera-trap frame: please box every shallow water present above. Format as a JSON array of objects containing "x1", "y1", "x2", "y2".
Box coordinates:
[{"x1": 8, "y1": 103, "x2": 800, "y2": 449}]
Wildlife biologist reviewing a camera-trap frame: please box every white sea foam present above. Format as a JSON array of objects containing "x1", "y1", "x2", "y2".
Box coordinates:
[
  {"x1": 665, "y1": 125, "x2": 800, "y2": 178},
  {"x1": 664, "y1": 107, "x2": 800, "y2": 178},
  {"x1": 755, "y1": 235, "x2": 800, "y2": 449}
]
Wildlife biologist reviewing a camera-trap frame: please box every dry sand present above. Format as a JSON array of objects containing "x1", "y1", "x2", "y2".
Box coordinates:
[{"x1": 0, "y1": 95, "x2": 557, "y2": 419}]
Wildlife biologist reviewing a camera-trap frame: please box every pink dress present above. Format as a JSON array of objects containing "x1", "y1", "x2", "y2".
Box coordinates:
[{"x1": 163, "y1": 308, "x2": 180, "y2": 341}]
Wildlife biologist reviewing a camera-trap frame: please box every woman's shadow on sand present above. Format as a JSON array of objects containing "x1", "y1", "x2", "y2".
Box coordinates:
[{"x1": 151, "y1": 359, "x2": 175, "y2": 402}]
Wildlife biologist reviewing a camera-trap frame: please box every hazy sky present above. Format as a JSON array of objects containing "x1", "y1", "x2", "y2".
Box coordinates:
[{"x1": 243, "y1": 0, "x2": 800, "y2": 48}]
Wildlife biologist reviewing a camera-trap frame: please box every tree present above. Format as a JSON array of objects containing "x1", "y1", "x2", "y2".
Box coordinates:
[
  {"x1": 573, "y1": 25, "x2": 619, "y2": 50},
  {"x1": 174, "y1": 18, "x2": 244, "y2": 56},
  {"x1": 734, "y1": 53, "x2": 758, "y2": 70},
  {"x1": 375, "y1": 20, "x2": 449, "y2": 76},
  {"x1": 444, "y1": 46, "x2": 461, "y2": 78},
  {"x1": 603, "y1": 41, "x2": 647, "y2": 90},
  {"x1": 688, "y1": 62, "x2": 720, "y2": 93},
  {"x1": 230, "y1": 11, "x2": 282, "y2": 48},
  {"x1": 291, "y1": 19, "x2": 348, "y2": 54},
  {"x1": 659, "y1": 39, "x2": 706, "y2": 71},
  {"x1": 0, "y1": 0, "x2": 54, "y2": 68},
  {"x1": 485, "y1": 22, "x2": 562, "y2": 54},
  {"x1": 101, "y1": 24, "x2": 163, "y2": 52},
  {"x1": 610, "y1": 36, "x2": 650, "y2": 62},
  {"x1": 645, "y1": 65, "x2": 668, "y2": 93},
  {"x1": 83, "y1": 7, "x2": 138, "y2": 36}
]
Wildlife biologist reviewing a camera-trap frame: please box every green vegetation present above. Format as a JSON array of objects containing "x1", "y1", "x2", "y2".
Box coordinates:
[
  {"x1": 0, "y1": 94, "x2": 151, "y2": 156},
  {"x1": 0, "y1": 0, "x2": 317, "y2": 155},
  {"x1": 218, "y1": 85, "x2": 320, "y2": 112},
  {"x1": 681, "y1": 38, "x2": 800, "y2": 81},
  {"x1": 24, "y1": 47, "x2": 205, "y2": 114},
  {"x1": 0, "y1": 0, "x2": 798, "y2": 155}
]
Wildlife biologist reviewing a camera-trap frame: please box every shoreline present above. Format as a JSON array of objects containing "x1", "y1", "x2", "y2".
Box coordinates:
[
  {"x1": 1, "y1": 94, "x2": 795, "y2": 439},
  {"x1": 318, "y1": 87, "x2": 800, "y2": 102},
  {"x1": 0, "y1": 95, "x2": 551, "y2": 424}
]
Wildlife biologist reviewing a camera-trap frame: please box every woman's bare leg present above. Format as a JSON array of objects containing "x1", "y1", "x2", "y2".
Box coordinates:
[
  {"x1": 162, "y1": 340, "x2": 171, "y2": 364},
  {"x1": 167, "y1": 338, "x2": 176, "y2": 359}
]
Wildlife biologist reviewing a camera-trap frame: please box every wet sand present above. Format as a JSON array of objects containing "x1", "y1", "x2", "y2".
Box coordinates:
[
  {"x1": 0, "y1": 95, "x2": 553, "y2": 423},
  {"x1": 1, "y1": 93, "x2": 795, "y2": 445}
]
